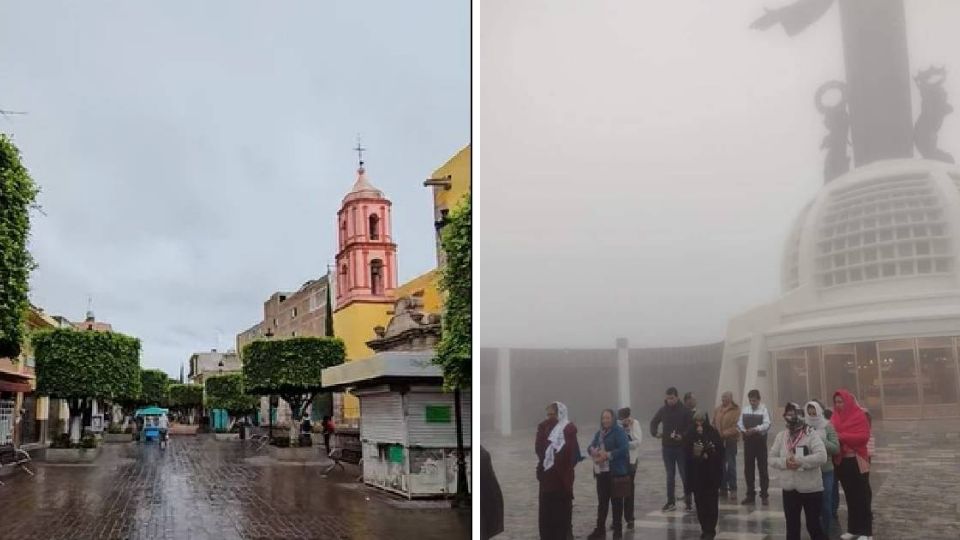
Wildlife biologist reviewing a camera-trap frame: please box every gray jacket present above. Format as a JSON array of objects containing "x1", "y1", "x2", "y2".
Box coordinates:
[{"x1": 769, "y1": 427, "x2": 827, "y2": 493}]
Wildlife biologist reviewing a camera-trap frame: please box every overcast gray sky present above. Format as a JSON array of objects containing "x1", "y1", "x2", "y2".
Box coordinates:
[
  {"x1": 1, "y1": 1, "x2": 468, "y2": 378},
  {"x1": 476, "y1": 0, "x2": 960, "y2": 349}
]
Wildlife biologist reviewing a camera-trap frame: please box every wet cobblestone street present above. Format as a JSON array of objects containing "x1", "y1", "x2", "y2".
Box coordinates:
[
  {"x1": 0, "y1": 436, "x2": 470, "y2": 540},
  {"x1": 484, "y1": 419, "x2": 960, "y2": 539}
]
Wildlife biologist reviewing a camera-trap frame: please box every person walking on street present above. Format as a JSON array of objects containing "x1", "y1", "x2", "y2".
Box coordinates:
[
  {"x1": 806, "y1": 400, "x2": 839, "y2": 536},
  {"x1": 480, "y1": 446, "x2": 504, "y2": 540},
  {"x1": 650, "y1": 387, "x2": 693, "y2": 512},
  {"x1": 770, "y1": 402, "x2": 827, "y2": 540},
  {"x1": 617, "y1": 407, "x2": 643, "y2": 531},
  {"x1": 738, "y1": 389, "x2": 771, "y2": 506},
  {"x1": 321, "y1": 416, "x2": 335, "y2": 454},
  {"x1": 831, "y1": 389, "x2": 873, "y2": 540},
  {"x1": 684, "y1": 410, "x2": 724, "y2": 540},
  {"x1": 587, "y1": 409, "x2": 630, "y2": 540},
  {"x1": 536, "y1": 402, "x2": 581, "y2": 540},
  {"x1": 712, "y1": 391, "x2": 741, "y2": 501}
]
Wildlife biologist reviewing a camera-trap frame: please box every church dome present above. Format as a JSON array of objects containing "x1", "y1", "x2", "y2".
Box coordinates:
[
  {"x1": 343, "y1": 166, "x2": 385, "y2": 204},
  {"x1": 783, "y1": 159, "x2": 960, "y2": 299}
]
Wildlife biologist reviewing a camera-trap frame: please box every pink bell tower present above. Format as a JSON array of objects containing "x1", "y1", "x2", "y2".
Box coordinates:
[{"x1": 334, "y1": 144, "x2": 398, "y2": 311}]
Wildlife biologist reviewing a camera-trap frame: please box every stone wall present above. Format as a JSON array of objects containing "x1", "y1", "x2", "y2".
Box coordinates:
[{"x1": 479, "y1": 342, "x2": 724, "y2": 432}]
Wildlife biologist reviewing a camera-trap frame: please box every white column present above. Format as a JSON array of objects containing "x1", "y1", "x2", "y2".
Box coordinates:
[
  {"x1": 497, "y1": 348, "x2": 512, "y2": 436},
  {"x1": 617, "y1": 338, "x2": 630, "y2": 410},
  {"x1": 742, "y1": 334, "x2": 770, "y2": 407}
]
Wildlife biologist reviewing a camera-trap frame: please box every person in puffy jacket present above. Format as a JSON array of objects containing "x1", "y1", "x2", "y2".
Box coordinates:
[
  {"x1": 587, "y1": 409, "x2": 630, "y2": 540},
  {"x1": 770, "y1": 402, "x2": 827, "y2": 540}
]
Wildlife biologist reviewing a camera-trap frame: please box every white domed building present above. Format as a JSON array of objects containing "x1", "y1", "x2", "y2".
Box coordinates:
[{"x1": 717, "y1": 159, "x2": 960, "y2": 419}]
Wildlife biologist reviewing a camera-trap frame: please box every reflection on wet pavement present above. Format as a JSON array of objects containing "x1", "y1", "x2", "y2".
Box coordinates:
[
  {"x1": 484, "y1": 419, "x2": 960, "y2": 539},
  {"x1": 0, "y1": 436, "x2": 470, "y2": 540}
]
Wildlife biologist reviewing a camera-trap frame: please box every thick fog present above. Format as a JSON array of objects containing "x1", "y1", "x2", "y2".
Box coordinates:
[{"x1": 475, "y1": 0, "x2": 960, "y2": 349}]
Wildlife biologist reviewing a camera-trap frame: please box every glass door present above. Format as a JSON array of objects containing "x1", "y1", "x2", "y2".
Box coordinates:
[
  {"x1": 878, "y1": 339, "x2": 921, "y2": 419},
  {"x1": 918, "y1": 337, "x2": 959, "y2": 418}
]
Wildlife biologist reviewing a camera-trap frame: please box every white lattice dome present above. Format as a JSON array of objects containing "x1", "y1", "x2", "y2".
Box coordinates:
[{"x1": 781, "y1": 159, "x2": 960, "y2": 300}]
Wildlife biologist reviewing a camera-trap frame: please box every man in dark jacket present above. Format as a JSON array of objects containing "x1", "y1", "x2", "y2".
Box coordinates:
[
  {"x1": 685, "y1": 411, "x2": 724, "y2": 540},
  {"x1": 536, "y1": 401, "x2": 581, "y2": 540},
  {"x1": 650, "y1": 387, "x2": 693, "y2": 512},
  {"x1": 480, "y1": 446, "x2": 504, "y2": 539}
]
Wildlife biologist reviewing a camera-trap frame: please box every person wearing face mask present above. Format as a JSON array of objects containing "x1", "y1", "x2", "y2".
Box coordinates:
[
  {"x1": 684, "y1": 410, "x2": 724, "y2": 540},
  {"x1": 769, "y1": 402, "x2": 827, "y2": 540},
  {"x1": 587, "y1": 409, "x2": 630, "y2": 540},
  {"x1": 805, "y1": 400, "x2": 839, "y2": 537}
]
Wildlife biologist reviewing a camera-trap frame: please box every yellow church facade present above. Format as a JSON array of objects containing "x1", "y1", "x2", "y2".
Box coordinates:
[{"x1": 332, "y1": 144, "x2": 470, "y2": 423}]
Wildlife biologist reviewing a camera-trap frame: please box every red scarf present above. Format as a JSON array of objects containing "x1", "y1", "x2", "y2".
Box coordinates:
[{"x1": 830, "y1": 388, "x2": 870, "y2": 465}]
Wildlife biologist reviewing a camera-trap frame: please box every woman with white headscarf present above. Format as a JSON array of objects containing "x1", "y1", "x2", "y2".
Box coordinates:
[
  {"x1": 536, "y1": 401, "x2": 582, "y2": 540},
  {"x1": 806, "y1": 400, "x2": 839, "y2": 536}
]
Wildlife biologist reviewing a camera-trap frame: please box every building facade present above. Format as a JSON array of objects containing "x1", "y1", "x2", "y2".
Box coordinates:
[
  {"x1": 0, "y1": 305, "x2": 58, "y2": 449},
  {"x1": 188, "y1": 349, "x2": 242, "y2": 387},
  {"x1": 718, "y1": 159, "x2": 960, "y2": 420},
  {"x1": 333, "y1": 163, "x2": 400, "y2": 422}
]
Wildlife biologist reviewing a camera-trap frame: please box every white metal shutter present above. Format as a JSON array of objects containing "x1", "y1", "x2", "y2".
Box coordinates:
[
  {"x1": 360, "y1": 393, "x2": 405, "y2": 444},
  {"x1": 406, "y1": 390, "x2": 471, "y2": 448}
]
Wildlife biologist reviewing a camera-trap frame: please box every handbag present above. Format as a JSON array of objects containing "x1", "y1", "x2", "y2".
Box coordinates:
[{"x1": 611, "y1": 475, "x2": 632, "y2": 498}]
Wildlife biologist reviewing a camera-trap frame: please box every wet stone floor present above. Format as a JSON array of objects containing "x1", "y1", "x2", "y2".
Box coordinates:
[
  {"x1": 484, "y1": 419, "x2": 960, "y2": 540},
  {"x1": 0, "y1": 435, "x2": 470, "y2": 540}
]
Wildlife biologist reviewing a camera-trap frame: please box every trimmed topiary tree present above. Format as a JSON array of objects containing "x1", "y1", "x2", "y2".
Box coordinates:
[
  {"x1": 168, "y1": 383, "x2": 203, "y2": 423},
  {"x1": 242, "y1": 336, "x2": 345, "y2": 443},
  {"x1": 139, "y1": 368, "x2": 170, "y2": 407},
  {"x1": 204, "y1": 373, "x2": 258, "y2": 423},
  {"x1": 33, "y1": 328, "x2": 141, "y2": 443},
  {"x1": 0, "y1": 135, "x2": 39, "y2": 360}
]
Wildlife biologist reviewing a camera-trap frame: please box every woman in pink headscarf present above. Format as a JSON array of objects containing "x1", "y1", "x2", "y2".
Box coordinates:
[{"x1": 830, "y1": 389, "x2": 873, "y2": 540}]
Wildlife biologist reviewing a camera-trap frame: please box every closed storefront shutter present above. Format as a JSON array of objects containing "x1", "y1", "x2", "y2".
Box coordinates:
[{"x1": 360, "y1": 393, "x2": 404, "y2": 444}]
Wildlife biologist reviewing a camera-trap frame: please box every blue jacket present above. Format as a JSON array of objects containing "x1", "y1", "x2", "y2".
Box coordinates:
[{"x1": 589, "y1": 424, "x2": 631, "y2": 477}]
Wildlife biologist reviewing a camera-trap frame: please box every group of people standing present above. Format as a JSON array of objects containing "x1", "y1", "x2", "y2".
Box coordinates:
[{"x1": 533, "y1": 387, "x2": 875, "y2": 540}]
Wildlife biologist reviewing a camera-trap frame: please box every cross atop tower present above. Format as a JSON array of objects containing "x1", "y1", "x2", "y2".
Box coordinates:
[{"x1": 354, "y1": 135, "x2": 366, "y2": 168}]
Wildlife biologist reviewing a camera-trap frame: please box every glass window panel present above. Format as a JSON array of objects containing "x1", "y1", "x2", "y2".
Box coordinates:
[
  {"x1": 823, "y1": 344, "x2": 858, "y2": 406},
  {"x1": 878, "y1": 339, "x2": 919, "y2": 406},
  {"x1": 918, "y1": 337, "x2": 958, "y2": 406},
  {"x1": 775, "y1": 349, "x2": 810, "y2": 408},
  {"x1": 807, "y1": 348, "x2": 823, "y2": 403}
]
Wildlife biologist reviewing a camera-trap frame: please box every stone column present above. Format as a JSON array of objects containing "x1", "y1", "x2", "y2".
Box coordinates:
[
  {"x1": 497, "y1": 348, "x2": 512, "y2": 436},
  {"x1": 617, "y1": 338, "x2": 630, "y2": 410}
]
